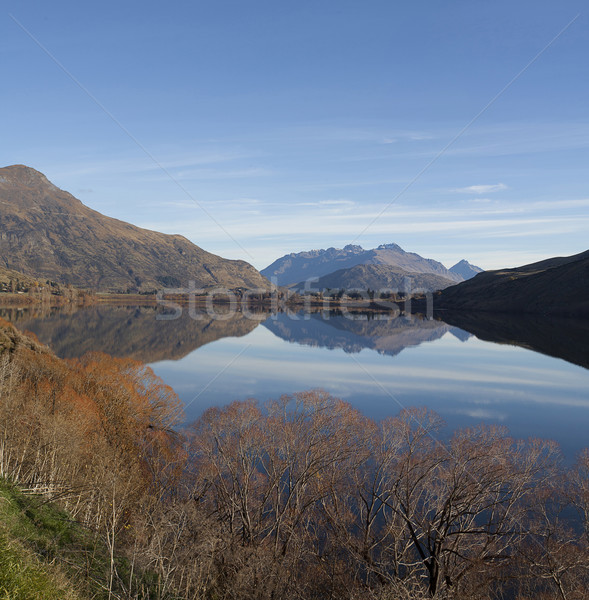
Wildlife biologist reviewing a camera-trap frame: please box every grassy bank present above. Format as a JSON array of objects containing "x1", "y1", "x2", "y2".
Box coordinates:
[
  {"x1": 0, "y1": 478, "x2": 162, "y2": 599},
  {"x1": 0, "y1": 477, "x2": 86, "y2": 599}
]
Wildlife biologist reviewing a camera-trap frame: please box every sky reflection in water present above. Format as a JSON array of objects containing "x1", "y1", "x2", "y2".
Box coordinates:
[
  {"x1": 150, "y1": 312, "x2": 589, "y2": 458},
  {"x1": 3, "y1": 305, "x2": 588, "y2": 458}
]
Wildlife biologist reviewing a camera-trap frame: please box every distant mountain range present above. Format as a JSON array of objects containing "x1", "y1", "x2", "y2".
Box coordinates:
[
  {"x1": 295, "y1": 264, "x2": 459, "y2": 293},
  {"x1": 434, "y1": 249, "x2": 589, "y2": 317},
  {"x1": 262, "y1": 243, "x2": 482, "y2": 292},
  {"x1": 0, "y1": 165, "x2": 268, "y2": 293}
]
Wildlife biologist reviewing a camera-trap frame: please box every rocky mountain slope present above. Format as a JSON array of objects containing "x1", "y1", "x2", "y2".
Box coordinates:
[
  {"x1": 294, "y1": 263, "x2": 458, "y2": 293},
  {"x1": 0, "y1": 165, "x2": 268, "y2": 292},
  {"x1": 435, "y1": 249, "x2": 589, "y2": 316},
  {"x1": 262, "y1": 243, "x2": 465, "y2": 287}
]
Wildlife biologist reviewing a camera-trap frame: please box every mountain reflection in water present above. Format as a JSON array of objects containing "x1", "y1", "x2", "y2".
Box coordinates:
[
  {"x1": 2, "y1": 305, "x2": 475, "y2": 362},
  {"x1": 0, "y1": 305, "x2": 258, "y2": 362},
  {"x1": 438, "y1": 310, "x2": 589, "y2": 371},
  {"x1": 2, "y1": 304, "x2": 588, "y2": 457},
  {"x1": 262, "y1": 311, "x2": 471, "y2": 356},
  {"x1": 2, "y1": 304, "x2": 588, "y2": 371}
]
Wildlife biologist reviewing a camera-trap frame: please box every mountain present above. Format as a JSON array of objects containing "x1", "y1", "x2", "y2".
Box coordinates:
[
  {"x1": 262, "y1": 245, "x2": 368, "y2": 286},
  {"x1": 0, "y1": 165, "x2": 269, "y2": 292},
  {"x1": 294, "y1": 263, "x2": 458, "y2": 293},
  {"x1": 262, "y1": 243, "x2": 463, "y2": 287},
  {"x1": 449, "y1": 259, "x2": 483, "y2": 280},
  {"x1": 434, "y1": 250, "x2": 589, "y2": 317},
  {"x1": 262, "y1": 311, "x2": 464, "y2": 357}
]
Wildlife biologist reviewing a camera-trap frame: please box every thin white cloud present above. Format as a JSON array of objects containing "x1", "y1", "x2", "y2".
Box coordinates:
[
  {"x1": 453, "y1": 183, "x2": 508, "y2": 194},
  {"x1": 144, "y1": 212, "x2": 589, "y2": 245},
  {"x1": 408, "y1": 133, "x2": 435, "y2": 141},
  {"x1": 296, "y1": 199, "x2": 355, "y2": 207},
  {"x1": 233, "y1": 197, "x2": 263, "y2": 204},
  {"x1": 451, "y1": 408, "x2": 508, "y2": 421},
  {"x1": 47, "y1": 150, "x2": 256, "y2": 181},
  {"x1": 468, "y1": 198, "x2": 494, "y2": 204},
  {"x1": 319, "y1": 199, "x2": 355, "y2": 206}
]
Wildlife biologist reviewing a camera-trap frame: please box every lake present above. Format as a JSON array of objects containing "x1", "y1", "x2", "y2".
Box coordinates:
[{"x1": 3, "y1": 303, "x2": 588, "y2": 458}]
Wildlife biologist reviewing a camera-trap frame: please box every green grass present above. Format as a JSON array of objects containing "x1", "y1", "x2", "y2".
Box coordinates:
[
  {"x1": 0, "y1": 477, "x2": 162, "y2": 600},
  {"x1": 0, "y1": 535, "x2": 78, "y2": 599},
  {"x1": 0, "y1": 479, "x2": 80, "y2": 599}
]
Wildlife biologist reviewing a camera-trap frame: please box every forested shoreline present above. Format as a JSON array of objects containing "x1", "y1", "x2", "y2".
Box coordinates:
[{"x1": 0, "y1": 317, "x2": 588, "y2": 599}]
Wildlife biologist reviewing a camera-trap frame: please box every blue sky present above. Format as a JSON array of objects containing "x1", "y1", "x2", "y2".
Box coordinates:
[{"x1": 2, "y1": 0, "x2": 588, "y2": 270}]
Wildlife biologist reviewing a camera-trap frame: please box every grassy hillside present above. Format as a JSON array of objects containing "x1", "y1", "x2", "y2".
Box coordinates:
[
  {"x1": 0, "y1": 478, "x2": 79, "y2": 600},
  {"x1": 0, "y1": 478, "x2": 159, "y2": 600},
  {"x1": 0, "y1": 317, "x2": 183, "y2": 598}
]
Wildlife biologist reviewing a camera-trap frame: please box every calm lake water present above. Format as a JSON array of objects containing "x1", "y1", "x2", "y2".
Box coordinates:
[{"x1": 3, "y1": 304, "x2": 589, "y2": 458}]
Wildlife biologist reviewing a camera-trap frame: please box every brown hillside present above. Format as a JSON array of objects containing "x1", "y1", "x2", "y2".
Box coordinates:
[
  {"x1": 435, "y1": 249, "x2": 589, "y2": 316},
  {"x1": 0, "y1": 165, "x2": 269, "y2": 292}
]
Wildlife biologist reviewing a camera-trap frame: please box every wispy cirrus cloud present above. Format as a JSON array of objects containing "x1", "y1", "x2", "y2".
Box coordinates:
[
  {"x1": 296, "y1": 199, "x2": 355, "y2": 208},
  {"x1": 453, "y1": 183, "x2": 508, "y2": 194},
  {"x1": 142, "y1": 194, "x2": 589, "y2": 270}
]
